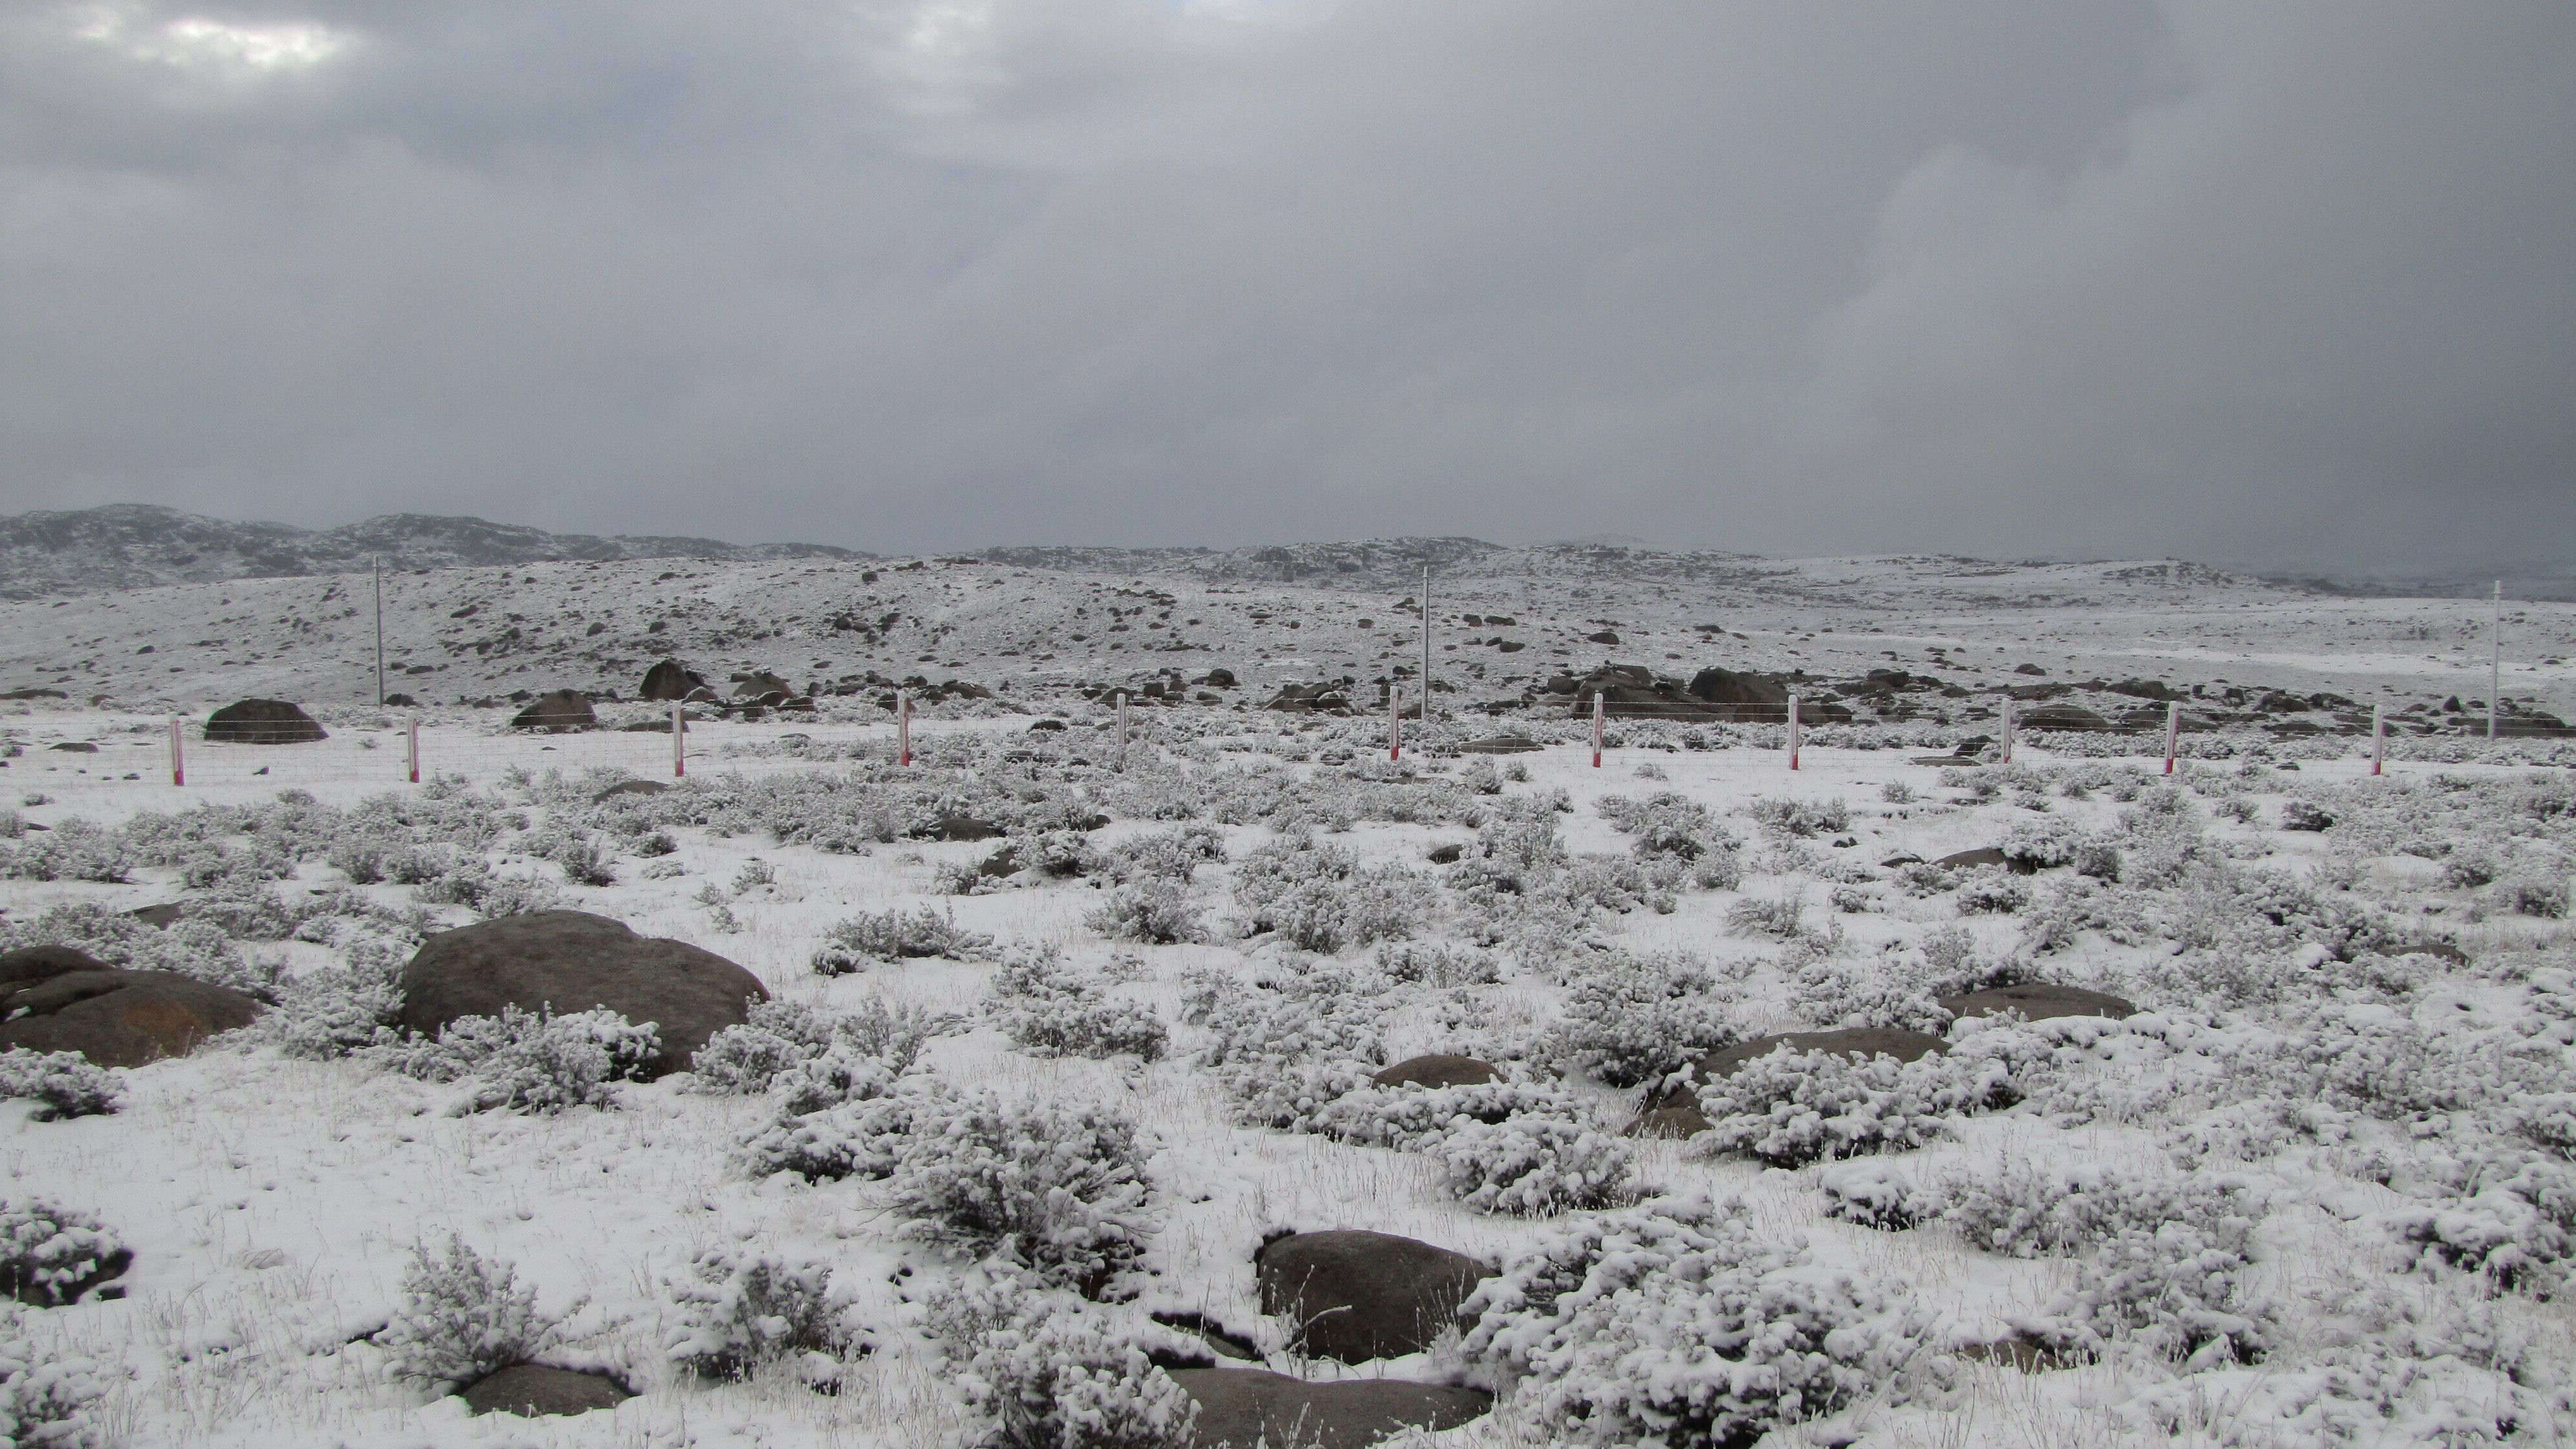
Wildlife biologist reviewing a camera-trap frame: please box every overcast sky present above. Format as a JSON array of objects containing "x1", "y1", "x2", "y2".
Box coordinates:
[{"x1": 3, "y1": 1, "x2": 2569, "y2": 570}]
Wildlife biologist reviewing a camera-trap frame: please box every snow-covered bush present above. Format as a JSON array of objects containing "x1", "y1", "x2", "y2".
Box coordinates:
[
  {"x1": 1688, "y1": 1048, "x2": 2010, "y2": 1167},
  {"x1": 1374, "y1": 940, "x2": 1498, "y2": 986},
  {"x1": 1084, "y1": 882, "x2": 1204, "y2": 945},
  {"x1": 1193, "y1": 972, "x2": 1386, "y2": 1130},
  {"x1": 265, "y1": 936, "x2": 408, "y2": 1059},
  {"x1": 987, "y1": 948, "x2": 1168, "y2": 1062},
  {"x1": 1460, "y1": 1197, "x2": 1938, "y2": 1449},
  {"x1": 0, "y1": 901, "x2": 272, "y2": 1001},
  {"x1": 734, "y1": 1063, "x2": 919, "y2": 1182},
  {"x1": 1723, "y1": 894, "x2": 1804, "y2": 939},
  {"x1": 1312, "y1": 1080, "x2": 1589, "y2": 1149},
  {"x1": 0, "y1": 1202, "x2": 129, "y2": 1307},
  {"x1": 376, "y1": 1235, "x2": 572, "y2": 1388},
  {"x1": 2018, "y1": 1219, "x2": 2271, "y2": 1368},
  {"x1": 810, "y1": 907, "x2": 997, "y2": 973},
  {"x1": 1596, "y1": 792, "x2": 1736, "y2": 867},
  {"x1": 924, "y1": 1276, "x2": 1196, "y2": 1449},
  {"x1": 0, "y1": 1050, "x2": 120, "y2": 1121},
  {"x1": 1954, "y1": 869, "x2": 2030, "y2": 915},
  {"x1": 1230, "y1": 834, "x2": 1426, "y2": 952},
  {"x1": 1789, "y1": 954, "x2": 1950, "y2": 1034},
  {"x1": 1094, "y1": 826, "x2": 1225, "y2": 885},
  {"x1": 2503, "y1": 870, "x2": 2570, "y2": 919},
  {"x1": 890, "y1": 1093, "x2": 1158, "y2": 1298},
  {"x1": 1820, "y1": 1158, "x2": 2262, "y2": 1262},
  {"x1": 368, "y1": 1006, "x2": 658, "y2": 1115},
  {"x1": 1536, "y1": 951, "x2": 1737, "y2": 1088},
  {"x1": 689, "y1": 1001, "x2": 830, "y2": 1095},
  {"x1": 1750, "y1": 796, "x2": 1851, "y2": 839},
  {"x1": 0, "y1": 1304, "x2": 117, "y2": 1449},
  {"x1": 1428, "y1": 1118, "x2": 1635, "y2": 1215},
  {"x1": 669, "y1": 1247, "x2": 864, "y2": 1386}
]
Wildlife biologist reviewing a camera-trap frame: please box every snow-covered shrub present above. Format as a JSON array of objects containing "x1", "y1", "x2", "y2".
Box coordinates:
[
  {"x1": 0, "y1": 901, "x2": 272, "y2": 1001},
  {"x1": 1084, "y1": 882, "x2": 1204, "y2": 946},
  {"x1": 1596, "y1": 792, "x2": 1735, "y2": 866},
  {"x1": 1537, "y1": 951, "x2": 1737, "y2": 1088},
  {"x1": 987, "y1": 947, "x2": 1168, "y2": 1062},
  {"x1": 0, "y1": 1050, "x2": 120, "y2": 1121},
  {"x1": 2018, "y1": 1219, "x2": 2271, "y2": 1368},
  {"x1": 1789, "y1": 955, "x2": 1950, "y2": 1034},
  {"x1": 377, "y1": 1235, "x2": 572, "y2": 1387},
  {"x1": 1954, "y1": 869, "x2": 2030, "y2": 915},
  {"x1": 1460, "y1": 1198, "x2": 1938, "y2": 1449},
  {"x1": 1688, "y1": 1049, "x2": 2010, "y2": 1167},
  {"x1": 1429, "y1": 1118, "x2": 1635, "y2": 1215},
  {"x1": 0, "y1": 1304, "x2": 117, "y2": 1449},
  {"x1": 669, "y1": 1248, "x2": 864, "y2": 1386},
  {"x1": 1822, "y1": 1158, "x2": 2262, "y2": 1262},
  {"x1": 2503, "y1": 871, "x2": 2569, "y2": 919},
  {"x1": 734, "y1": 1064, "x2": 919, "y2": 1182},
  {"x1": 1750, "y1": 796, "x2": 1850, "y2": 839},
  {"x1": 1094, "y1": 826, "x2": 1225, "y2": 885},
  {"x1": 690, "y1": 1015, "x2": 823, "y2": 1096},
  {"x1": 1723, "y1": 894, "x2": 1803, "y2": 939},
  {"x1": 924, "y1": 1276, "x2": 1196, "y2": 1449},
  {"x1": 890, "y1": 1093, "x2": 1158, "y2": 1298},
  {"x1": 1194, "y1": 973, "x2": 1386, "y2": 1130},
  {"x1": 810, "y1": 907, "x2": 997, "y2": 973},
  {"x1": 2281, "y1": 799, "x2": 2335, "y2": 832},
  {"x1": 1312, "y1": 1080, "x2": 1592, "y2": 1149},
  {"x1": 1230, "y1": 834, "x2": 1426, "y2": 952},
  {"x1": 1374, "y1": 940, "x2": 1498, "y2": 986},
  {"x1": 368, "y1": 1006, "x2": 658, "y2": 1115},
  {"x1": 265, "y1": 937, "x2": 408, "y2": 1059},
  {"x1": 0, "y1": 1202, "x2": 129, "y2": 1307}
]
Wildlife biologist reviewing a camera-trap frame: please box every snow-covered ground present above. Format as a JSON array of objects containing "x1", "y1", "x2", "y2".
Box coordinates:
[{"x1": 2, "y1": 559, "x2": 2573, "y2": 1449}]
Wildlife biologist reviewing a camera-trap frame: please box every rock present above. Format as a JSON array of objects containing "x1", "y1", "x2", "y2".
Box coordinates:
[
  {"x1": 1256, "y1": 1231, "x2": 1490, "y2": 1363},
  {"x1": 1455, "y1": 734, "x2": 1542, "y2": 754},
  {"x1": 1879, "y1": 854, "x2": 1924, "y2": 868},
  {"x1": 126, "y1": 903, "x2": 186, "y2": 928},
  {"x1": 1931, "y1": 847, "x2": 2011, "y2": 871},
  {"x1": 0, "y1": 948, "x2": 265, "y2": 1068},
  {"x1": 1371, "y1": 1055, "x2": 1498, "y2": 1089},
  {"x1": 926, "y1": 815, "x2": 1003, "y2": 842},
  {"x1": 457, "y1": 1364, "x2": 633, "y2": 1417},
  {"x1": 1560, "y1": 664, "x2": 1710, "y2": 720},
  {"x1": 732, "y1": 671, "x2": 794, "y2": 700},
  {"x1": 1029, "y1": 719, "x2": 1067, "y2": 733},
  {"x1": 397, "y1": 911, "x2": 767, "y2": 1079},
  {"x1": 510, "y1": 691, "x2": 596, "y2": 732},
  {"x1": 1151, "y1": 1311, "x2": 1260, "y2": 1362},
  {"x1": 1940, "y1": 984, "x2": 2137, "y2": 1022},
  {"x1": 591, "y1": 779, "x2": 669, "y2": 803},
  {"x1": 2403, "y1": 941, "x2": 2472, "y2": 966},
  {"x1": 1169, "y1": 1369, "x2": 1490, "y2": 1449},
  {"x1": 1587, "y1": 629, "x2": 1621, "y2": 645},
  {"x1": 2019, "y1": 703, "x2": 2113, "y2": 732},
  {"x1": 1685, "y1": 666, "x2": 1789, "y2": 717},
  {"x1": 1636, "y1": 1028, "x2": 1950, "y2": 1132},
  {"x1": 204, "y1": 699, "x2": 327, "y2": 744},
  {"x1": 383, "y1": 692, "x2": 418, "y2": 707},
  {"x1": 1425, "y1": 843, "x2": 1464, "y2": 864},
  {"x1": 640, "y1": 659, "x2": 707, "y2": 702},
  {"x1": 1199, "y1": 668, "x2": 1237, "y2": 688},
  {"x1": 47, "y1": 742, "x2": 97, "y2": 753}
]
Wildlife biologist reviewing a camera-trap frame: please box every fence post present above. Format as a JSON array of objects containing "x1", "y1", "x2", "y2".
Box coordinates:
[
  {"x1": 1389, "y1": 687, "x2": 1402, "y2": 762},
  {"x1": 899, "y1": 690, "x2": 913, "y2": 767},
  {"x1": 1590, "y1": 693, "x2": 1605, "y2": 767},
  {"x1": 168, "y1": 719, "x2": 184, "y2": 787},
  {"x1": 671, "y1": 702, "x2": 684, "y2": 779},
  {"x1": 2371, "y1": 705, "x2": 2385, "y2": 777},
  {"x1": 408, "y1": 717, "x2": 421, "y2": 783},
  {"x1": 1115, "y1": 692, "x2": 1129, "y2": 771},
  {"x1": 2001, "y1": 698, "x2": 2015, "y2": 763},
  {"x1": 2163, "y1": 701, "x2": 2181, "y2": 774},
  {"x1": 1788, "y1": 692, "x2": 1801, "y2": 771}
]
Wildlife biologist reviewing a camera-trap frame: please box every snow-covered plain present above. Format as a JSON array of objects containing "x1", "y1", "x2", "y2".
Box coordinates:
[{"x1": 1, "y1": 553, "x2": 2573, "y2": 1449}]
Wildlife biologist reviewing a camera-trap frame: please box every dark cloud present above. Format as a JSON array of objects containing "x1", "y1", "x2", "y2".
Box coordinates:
[{"x1": 2, "y1": 1, "x2": 2567, "y2": 570}]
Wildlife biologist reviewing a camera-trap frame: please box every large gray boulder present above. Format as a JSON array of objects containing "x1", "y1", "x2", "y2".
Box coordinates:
[
  {"x1": 0, "y1": 945, "x2": 265, "y2": 1068},
  {"x1": 1370, "y1": 1055, "x2": 1498, "y2": 1089},
  {"x1": 510, "y1": 691, "x2": 596, "y2": 732},
  {"x1": 639, "y1": 658, "x2": 707, "y2": 702},
  {"x1": 204, "y1": 699, "x2": 326, "y2": 744},
  {"x1": 1256, "y1": 1231, "x2": 1490, "y2": 1363},
  {"x1": 1169, "y1": 1368, "x2": 1489, "y2": 1449},
  {"x1": 1941, "y1": 984, "x2": 2136, "y2": 1022},
  {"x1": 458, "y1": 1365, "x2": 632, "y2": 1417},
  {"x1": 397, "y1": 912, "x2": 766, "y2": 1078}
]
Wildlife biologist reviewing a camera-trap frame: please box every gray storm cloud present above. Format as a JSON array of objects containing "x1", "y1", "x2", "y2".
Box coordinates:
[{"x1": 1, "y1": 0, "x2": 2568, "y2": 570}]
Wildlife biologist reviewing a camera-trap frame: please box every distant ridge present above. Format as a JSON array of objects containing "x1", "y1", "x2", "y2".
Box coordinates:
[{"x1": 0, "y1": 504, "x2": 868, "y2": 599}]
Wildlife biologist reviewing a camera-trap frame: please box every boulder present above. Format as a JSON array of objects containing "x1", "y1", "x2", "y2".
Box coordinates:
[
  {"x1": 1559, "y1": 664, "x2": 1711, "y2": 720},
  {"x1": 1371, "y1": 1055, "x2": 1498, "y2": 1089},
  {"x1": 1931, "y1": 847, "x2": 2011, "y2": 872},
  {"x1": 1634, "y1": 1028, "x2": 1950, "y2": 1136},
  {"x1": 458, "y1": 1365, "x2": 633, "y2": 1417},
  {"x1": 640, "y1": 659, "x2": 707, "y2": 702},
  {"x1": 1256, "y1": 1231, "x2": 1489, "y2": 1363},
  {"x1": 510, "y1": 691, "x2": 596, "y2": 733},
  {"x1": 47, "y1": 742, "x2": 97, "y2": 753},
  {"x1": 1169, "y1": 1369, "x2": 1489, "y2": 1449},
  {"x1": 126, "y1": 903, "x2": 186, "y2": 928},
  {"x1": 1940, "y1": 984, "x2": 2137, "y2": 1022},
  {"x1": 0, "y1": 947, "x2": 265, "y2": 1068},
  {"x1": 397, "y1": 912, "x2": 767, "y2": 1079},
  {"x1": 925, "y1": 815, "x2": 1004, "y2": 842},
  {"x1": 1455, "y1": 734, "x2": 1542, "y2": 754},
  {"x1": 1685, "y1": 666, "x2": 1789, "y2": 720},
  {"x1": 591, "y1": 779, "x2": 670, "y2": 803},
  {"x1": 2019, "y1": 703, "x2": 2113, "y2": 732},
  {"x1": 732, "y1": 671, "x2": 794, "y2": 700},
  {"x1": 204, "y1": 699, "x2": 326, "y2": 744},
  {"x1": 1198, "y1": 668, "x2": 1238, "y2": 689}
]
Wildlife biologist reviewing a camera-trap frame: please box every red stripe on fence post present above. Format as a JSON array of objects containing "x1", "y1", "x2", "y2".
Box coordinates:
[
  {"x1": 2371, "y1": 705, "x2": 2385, "y2": 776},
  {"x1": 671, "y1": 702, "x2": 685, "y2": 778},
  {"x1": 1590, "y1": 693, "x2": 1605, "y2": 767},
  {"x1": 168, "y1": 719, "x2": 184, "y2": 787},
  {"x1": 2163, "y1": 702, "x2": 2181, "y2": 774},
  {"x1": 408, "y1": 718, "x2": 421, "y2": 783},
  {"x1": 1389, "y1": 687, "x2": 1402, "y2": 762},
  {"x1": 899, "y1": 690, "x2": 913, "y2": 767},
  {"x1": 1788, "y1": 692, "x2": 1801, "y2": 771},
  {"x1": 1116, "y1": 692, "x2": 1129, "y2": 771}
]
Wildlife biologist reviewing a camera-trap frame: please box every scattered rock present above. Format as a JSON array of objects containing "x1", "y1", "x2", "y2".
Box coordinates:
[
  {"x1": 1169, "y1": 1369, "x2": 1489, "y2": 1449},
  {"x1": 1455, "y1": 734, "x2": 1541, "y2": 754},
  {"x1": 2403, "y1": 941, "x2": 2472, "y2": 967},
  {"x1": 1150, "y1": 1311, "x2": 1260, "y2": 1362},
  {"x1": 1255, "y1": 1230, "x2": 1490, "y2": 1363},
  {"x1": 383, "y1": 692, "x2": 417, "y2": 707},
  {"x1": 0, "y1": 946, "x2": 265, "y2": 1068},
  {"x1": 640, "y1": 659, "x2": 707, "y2": 701},
  {"x1": 1198, "y1": 668, "x2": 1238, "y2": 689},
  {"x1": 1587, "y1": 629, "x2": 1621, "y2": 645},
  {"x1": 126, "y1": 903, "x2": 185, "y2": 928},
  {"x1": 1879, "y1": 853, "x2": 1924, "y2": 868},
  {"x1": 458, "y1": 1364, "x2": 633, "y2": 1417},
  {"x1": 1426, "y1": 842, "x2": 1464, "y2": 864},
  {"x1": 1939, "y1": 984, "x2": 2137, "y2": 1022},
  {"x1": 205, "y1": 699, "x2": 327, "y2": 744},
  {"x1": 1685, "y1": 666, "x2": 1790, "y2": 717},
  {"x1": 1371, "y1": 1055, "x2": 1498, "y2": 1089},
  {"x1": 591, "y1": 779, "x2": 670, "y2": 803},
  {"x1": 397, "y1": 911, "x2": 767, "y2": 1079},
  {"x1": 46, "y1": 742, "x2": 97, "y2": 753},
  {"x1": 922, "y1": 815, "x2": 1003, "y2": 842},
  {"x1": 1029, "y1": 719, "x2": 1067, "y2": 733},
  {"x1": 1931, "y1": 847, "x2": 2013, "y2": 872},
  {"x1": 510, "y1": 691, "x2": 596, "y2": 733}
]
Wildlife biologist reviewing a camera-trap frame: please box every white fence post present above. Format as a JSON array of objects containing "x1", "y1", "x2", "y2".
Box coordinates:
[
  {"x1": 1788, "y1": 692, "x2": 1801, "y2": 771},
  {"x1": 899, "y1": 690, "x2": 913, "y2": 767},
  {"x1": 2001, "y1": 698, "x2": 2015, "y2": 763},
  {"x1": 1389, "y1": 687, "x2": 1402, "y2": 762},
  {"x1": 168, "y1": 719, "x2": 184, "y2": 787},
  {"x1": 1591, "y1": 693, "x2": 1605, "y2": 767},
  {"x1": 1116, "y1": 692, "x2": 1129, "y2": 771},
  {"x1": 671, "y1": 702, "x2": 685, "y2": 779},
  {"x1": 2163, "y1": 701, "x2": 2181, "y2": 774},
  {"x1": 408, "y1": 718, "x2": 421, "y2": 784},
  {"x1": 2371, "y1": 705, "x2": 2385, "y2": 777}
]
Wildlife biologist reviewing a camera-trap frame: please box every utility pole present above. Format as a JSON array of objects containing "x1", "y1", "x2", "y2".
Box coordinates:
[
  {"x1": 373, "y1": 555, "x2": 386, "y2": 706},
  {"x1": 1420, "y1": 563, "x2": 1433, "y2": 725},
  {"x1": 2489, "y1": 580, "x2": 2502, "y2": 740}
]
